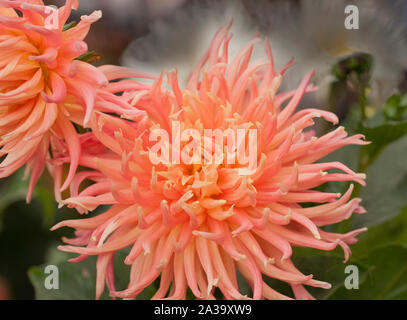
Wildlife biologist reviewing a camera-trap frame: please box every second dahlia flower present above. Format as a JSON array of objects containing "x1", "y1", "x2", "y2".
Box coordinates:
[
  {"x1": 0, "y1": 0, "x2": 148, "y2": 201},
  {"x1": 53, "y1": 24, "x2": 368, "y2": 300}
]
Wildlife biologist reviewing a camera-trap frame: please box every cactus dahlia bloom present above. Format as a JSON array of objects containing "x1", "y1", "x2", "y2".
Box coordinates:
[
  {"x1": 53, "y1": 24, "x2": 368, "y2": 300},
  {"x1": 0, "y1": 0, "x2": 148, "y2": 201}
]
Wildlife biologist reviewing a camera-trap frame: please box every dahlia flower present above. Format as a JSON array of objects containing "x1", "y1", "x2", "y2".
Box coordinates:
[
  {"x1": 53, "y1": 24, "x2": 368, "y2": 300},
  {"x1": 0, "y1": 0, "x2": 148, "y2": 201}
]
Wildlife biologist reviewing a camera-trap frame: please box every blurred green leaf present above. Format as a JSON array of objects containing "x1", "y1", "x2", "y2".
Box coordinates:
[
  {"x1": 29, "y1": 255, "x2": 97, "y2": 300},
  {"x1": 329, "y1": 245, "x2": 407, "y2": 299},
  {"x1": 352, "y1": 135, "x2": 407, "y2": 228},
  {"x1": 382, "y1": 93, "x2": 407, "y2": 121},
  {"x1": 74, "y1": 51, "x2": 101, "y2": 63},
  {"x1": 62, "y1": 21, "x2": 77, "y2": 32},
  {"x1": 360, "y1": 120, "x2": 407, "y2": 166},
  {"x1": 351, "y1": 208, "x2": 407, "y2": 258},
  {"x1": 332, "y1": 53, "x2": 373, "y2": 82},
  {"x1": 35, "y1": 185, "x2": 56, "y2": 228},
  {"x1": 296, "y1": 254, "x2": 367, "y2": 300},
  {"x1": 29, "y1": 248, "x2": 156, "y2": 300},
  {"x1": 0, "y1": 170, "x2": 59, "y2": 230},
  {"x1": 321, "y1": 114, "x2": 407, "y2": 229},
  {"x1": 0, "y1": 170, "x2": 28, "y2": 231},
  {"x1": 0, "y1": 200, "x2": 65, "y2": 299},
  {"x1": 262, "y1": 252, "x2": 366, "y2": 300}
]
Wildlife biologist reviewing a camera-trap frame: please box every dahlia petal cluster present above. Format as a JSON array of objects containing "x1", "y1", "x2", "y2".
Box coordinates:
[
  {"x1": 52, "y1": 23, "x2": 368, "y2": 300},
  {"x1": 0, "y1": 0, "x2": 148, "y2": 201}
]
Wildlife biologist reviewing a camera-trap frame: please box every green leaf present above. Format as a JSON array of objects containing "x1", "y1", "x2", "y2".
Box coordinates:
[
  {"x1": 329, "y1": 245, "x2": 407, "y2": 299},
  {"x1": 0, "y1": 170, "x2": 60, "y2": 230},
  {"x1": 35, "y1": 185, "x2": 56, "y2": 228},
  {"x1": 332, "y1": 53, "x2": 373, "y2": 81},
  {"x1": 295, "y1": 254, "x2": 367, "y2": 300},
  {"x1": 350, "y1": 208, "x2": 407, "y2": 259},
  {"x1": 261, "y1": 246, "x2": 366, "y2": 300},
  {"x1": 352, "y1": 134, "x2": 407, "y2": 228},
  {"x1": 62, "y1": 21, "x2": 77, "y2": 32},
  {"x1": 29, "y1": 248, "x2": 156, "y2": 300},
  {"x1": 28, "y1": 253, "x2": 98, "y2": 300},
  {"x1": 382, "y1": 93, "x2": 407, "y2": 121},
  {"x1": 360, "y1": 120, "x2": 407, "y2": 166},
  {"x1": 321, "y1": 116, "x2": 407, "y2": 229},
  {"x1": 74, "y1": 51, "x2": 101, "y2": 63}
]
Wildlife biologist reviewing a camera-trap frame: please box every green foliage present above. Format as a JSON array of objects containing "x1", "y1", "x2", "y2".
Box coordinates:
[
  {"x1": 0, "y1": 170, "x2": 28, "y2": 231},
  {"x1": 382, "y1": 93, "x2": 407, "y2": 121},
  {"x1": 350, "y1": 208, "x2": 407, "y2": 258},
  {"x1": 297, "y1": 255, "x2": 367, "y2": 300},
  {"x1": 62, "y1": 21, "x2": 77, "y2": 32},
  {"x1": 0, "y1": 201, "x2": 62, "y2": 299},
  {"x1": 355, "y1": 135, "x2": 407, "y2": 228},
  {"x1": 74, "y1": 51, "x2": 101, "y2": 63},
  {"x1": 307, "y1": 209, "x2": 407, "y2": 299},
  {"x1": 0, "y1": 171, "x2": 57, "y2": 231},
  {"x1": 332, "y1": 53, "x2": 373, "y2": 82},
  {"x1": 29, "y1": 254, "x2": 97, "y2": 300},
  {"x1": 29, "y1": 249, "x2": 157, "y2": 300},
  {"x1": 360, "y1": 120, "x2": 407, "y2": 166},
  {"x1": 329, "y1": 245, "x2": 407, "y2": 299}
]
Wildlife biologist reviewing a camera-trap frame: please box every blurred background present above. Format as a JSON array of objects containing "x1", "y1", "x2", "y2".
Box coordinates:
[{"x1": 1, "y1": 0, "x2": 407, "y2": 299}]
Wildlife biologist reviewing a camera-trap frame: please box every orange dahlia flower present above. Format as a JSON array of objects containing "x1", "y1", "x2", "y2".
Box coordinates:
[
  {"x1": 0, "y1": 0, "x2": 148, "y2": 201},
  {"x1": 53, "y1": 24, "x2": 368, "y2": 300}
]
